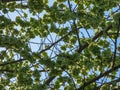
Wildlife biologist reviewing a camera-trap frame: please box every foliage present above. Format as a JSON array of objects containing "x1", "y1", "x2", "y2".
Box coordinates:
[{"x1": 0, "y1": 0, "x2": 120, "y2": 90}]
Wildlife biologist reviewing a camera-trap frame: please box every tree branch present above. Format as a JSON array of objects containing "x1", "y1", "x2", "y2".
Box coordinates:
[
  {"x1": 0, "y1": 69, "x2": 14, "y2": 72},
  {"x1": 68, "y1": 0, "x2": 72, "y2": 11},
  {"x1": 0, "y1": 59, "x2": 25, "y2": 66},
  {"x1": 39, "y1": 28, "x2": 78, "y2": 54},
  {"x1": 76, "y1": 64, "x2": 120, "y2": 90},
  {"x1": 77, "y1": 25, "x2": 112, "y2": 53},
  {"x1": 112, "y1": 18, "x2": 120, "y2": 67},
  {"x1": 0, "y1": 0, "x2": 21, "y2": 3},
  {"x1": 45, "y1": 76, "x2": 56, "y2": 85},
  {"x1": 68, "y1": 0, "x2": 81, "y2": 51},
  {"x1": 95, "y1": 78, "x2": 120, "y2": 90},
  {"x1": 65, "y1": 70, "x2": 77, "y2": 89}
]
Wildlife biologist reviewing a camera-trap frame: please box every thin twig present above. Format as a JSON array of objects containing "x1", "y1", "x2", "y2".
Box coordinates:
[
  {"x1": 85, "y1": 29, "x2": 91, "y2": 38},
  {"x1": 68, "y1": 0, "x2": 72, "y2": 11},
  {"x1": 39, "y1": 28, "x2": 77, "y2": 54},
  {"x1": 95, "y1": 78, "x2": 120, "y2": 90},
  {"x1": 65, "y1": 70, "x2": 77, "y2": 89},
  {"x1": 68, "y1": 0, "x2": 81, "y2": 50}
]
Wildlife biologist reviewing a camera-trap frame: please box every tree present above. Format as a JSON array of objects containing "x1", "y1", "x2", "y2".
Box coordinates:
[{"x1": 0, "y1": 0, "x2": 120, "y2": 90}]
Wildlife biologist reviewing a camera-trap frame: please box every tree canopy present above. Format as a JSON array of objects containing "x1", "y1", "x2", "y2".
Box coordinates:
[{"x1": 0, "y1": 0, "x2": 120, "y2": 90}]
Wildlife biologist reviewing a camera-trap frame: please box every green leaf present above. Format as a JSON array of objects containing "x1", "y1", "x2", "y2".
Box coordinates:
[
  {"x1": 60, "y1": 45, "x2": 66, "y2": 51},
  {"x1": 2, "y1": 8, "x2": 8, "y2": 14}
]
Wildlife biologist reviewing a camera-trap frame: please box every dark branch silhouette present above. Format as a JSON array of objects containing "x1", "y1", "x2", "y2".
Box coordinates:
[
  {"x1": 0, "y1": 59, "x2": 25, "y2": 66},
  {"x1": 78, "y1": 25, "x2": 112, "y2": 52},
  {"x1": 76, "y1": 64, "x2": 120, "y2": 90},
  {"x1": 45, "y1": 76, "x2": 56, "y2": 85},
  {"x1": 0, "y1": 0, "x2": 21, "y2": 3}
]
